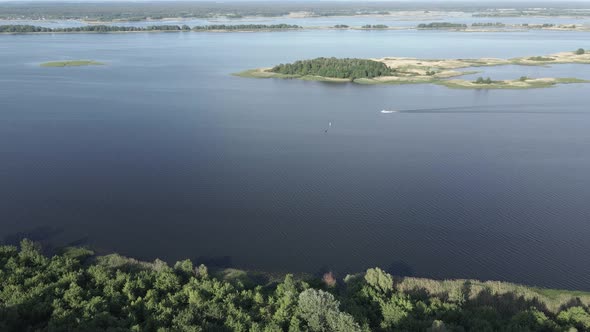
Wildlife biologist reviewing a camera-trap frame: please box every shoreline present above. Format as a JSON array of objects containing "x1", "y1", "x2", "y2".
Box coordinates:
[
  {"x1": 8, "y1": 239, "x2": 590, "y2": 300},
  {"x1": 1, "y1": 24, "x2": 590, "y2": 35},
  {"x1": 4, "y1": 9, "x2": 590, "y2": 24}
]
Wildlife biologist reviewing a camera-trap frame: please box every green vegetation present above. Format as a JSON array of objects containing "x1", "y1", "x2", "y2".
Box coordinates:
[
  {"x1": 0, "y1": 24, "x2": 300, "y2": 34},
  {"x1": 553, "y1": 78, "x2": 590, "y2": 84},
  {"x1": 361, "y1": 24, "x2": 389, "y2": 29},
  {"x1": 438, "y1": 77, "x2": 590, "y2": 90},
  {"x1": 2, "y1": 240, "x2": 590, "y2": 331},
  {"x1": 529, "y1": 56, "x2": 556, "y2": 61},
  {"x1": 1, "y1": 2, "x2": 590, "y2": 23},
  {"x1": 474, "y1": 76, "x2": 493, "y2": 84},
  {"x1": 233, "y1": 68, "x2": 300, "y2": 79},
  {"x1": 270, "y1": 57, "x2": 396, "y2": 80},
  {"x1": 4, "y1": 2, "x2": 590, "y2": 22},
  {"x1": 40, "y1": 60, "x2": 104, "y2": 67},
  {"x1": 471, "y1": 22, "x2": 506, "y2": 27},
  {"x1": 576, "y1": 48, "x2": 586, "y2": 55},
  {"x1": 474, "y1": 8, "x2": 590, "y2": 18},
  {"x1": 239, "y1": 50, "x2": 590, "y2": 89},
  {"x1": 417, "y1": 22, "x2": 467, "y2": 29},
  {"x1": 0, "y1": 24, "x2": 189, "y2": 33},
  {"x1": 333, "y1": 24, "x2": 349, "y2": 29},
  {"x1": 192, "y1": 24, "x2": 301, "y2": 31}
]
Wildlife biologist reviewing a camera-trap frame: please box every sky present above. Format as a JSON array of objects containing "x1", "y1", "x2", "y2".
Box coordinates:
[
  {"x1": 1, "y1": 0, "x2": 584, "y2": 2},
  {"x1": 1, "y1": 0, "x2": 588, "y2": 3}
]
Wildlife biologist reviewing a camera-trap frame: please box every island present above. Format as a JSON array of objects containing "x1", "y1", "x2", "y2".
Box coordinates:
[
  {"x1": 2, "y1": 239, "x2": 590, "y2": 331},
  {"x1": 40, "y1": 60, "x2": 104, "y2": 67},
  {"x1": 235, "y1": 49, "x2": 590, "y2": 89}
]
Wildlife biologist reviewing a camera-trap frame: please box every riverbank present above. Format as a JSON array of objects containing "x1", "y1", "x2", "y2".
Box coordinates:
[
  {"x1": 236, "y1": 50, "x2": 590, "y2": 89},
  {"x1": 2, "y1": 240, "x2": 590, "y2": 331}
]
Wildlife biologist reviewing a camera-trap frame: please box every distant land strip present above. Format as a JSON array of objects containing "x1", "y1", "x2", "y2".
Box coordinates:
[{"x1": 1, "y1": 22, "x2": 589, "y2": 35}]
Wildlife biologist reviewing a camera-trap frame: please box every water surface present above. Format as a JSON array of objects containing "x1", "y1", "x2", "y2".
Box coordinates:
[{"x1": 1, "y1": 30, "x2": 590, "y2": 290}]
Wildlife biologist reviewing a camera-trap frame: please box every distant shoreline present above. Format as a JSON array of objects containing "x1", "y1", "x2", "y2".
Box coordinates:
[
  {"x1": 3, "y1": 7, "x2": 590, "y2": 24},
  {"x1": 1, "y1": 23, "x2": 589, "y2": 35}
]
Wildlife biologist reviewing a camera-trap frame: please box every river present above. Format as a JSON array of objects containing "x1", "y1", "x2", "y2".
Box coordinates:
[{"x1": 1, "y1": 29, "x2": 590, "y2": 290}]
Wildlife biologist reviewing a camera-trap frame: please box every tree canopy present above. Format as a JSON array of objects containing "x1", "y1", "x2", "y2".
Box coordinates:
[
  {"x1": 417, "y1": 22, "x2": 467, "y2": 29},
  {"x1": 270, "y1": 57, "x2": 396, "y2": 80},
  {"x1": 1, "y1": 240, "x2": 590, "y2": 331},
  {"x1": 0, "y1": 24, "x2": 300, "y2": 34}
]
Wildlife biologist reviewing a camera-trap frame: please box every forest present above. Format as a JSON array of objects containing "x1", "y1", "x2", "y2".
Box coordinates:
[
  {"x1": 417, "y1": 23, "x2": 468, "y2": 29},
  {"x1": 0, "y1": 25, "x2": 187, "y2": 33},
  {"x1": 0, "y1": 24, "x2": 301, "y2": 34},
  {"x1": 191, "y1": 24, "x2": 301, "y2": 31},
  {"x1": 471, "y1": 22, "x2": 506, "y2": 27},
  {"x1": 361, "y1": 25, "x2": 389, "y2": 29},
  {"x1": 270, "y1": 58, "x2": 396, "y2": 80},
  {"x1": 2, "y1": 240, "x2": 590, "y2": 331}
]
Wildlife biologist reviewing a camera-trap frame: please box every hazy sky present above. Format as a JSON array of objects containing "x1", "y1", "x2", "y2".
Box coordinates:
[
  {"x1": 0, "y1": 0, "x2": 581, "y2": 2},
  {"x1": 1, "y1": 0, "x2": 586, "y2": 3}
]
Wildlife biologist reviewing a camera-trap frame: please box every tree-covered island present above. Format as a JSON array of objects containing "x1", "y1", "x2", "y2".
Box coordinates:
[
  {"x1": 269, "y1": 58, "x2": 396, "y2": 80},
  {"x1": 236, "y1": 49, "x2": 590, "y2": 89}
]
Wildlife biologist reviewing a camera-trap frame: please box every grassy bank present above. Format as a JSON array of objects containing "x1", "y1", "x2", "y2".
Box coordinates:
[
  {"x1": 40, "y1": 60, "x2": 104, "y2": 67},
  {"x1": 438, "y1": 77, "x2": 590, "y2": 89},
  {"x1": 233, "y1": 68, "x2": 352, "y2": 83},
  {"x1": 2, "y1": 239, "x2": 590, "y2": 331}
]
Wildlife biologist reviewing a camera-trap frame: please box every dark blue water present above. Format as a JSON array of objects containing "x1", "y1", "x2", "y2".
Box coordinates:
[{"x1": 2, "y1": 30, "x2": 590, "y2": 290}]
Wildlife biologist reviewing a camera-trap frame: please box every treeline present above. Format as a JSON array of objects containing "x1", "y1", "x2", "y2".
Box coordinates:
[
  {"x1": 417, "y1": 22, "x2": 468, "y2": 29},
  {"x1": 0, "y1": 24, "x2": 187, "y2": 33},
  {"x1": 6, "y1": 2, "x2": 590, "y2": 21},
  {"x1": 521, "y1": 23, "x2": 556, "y2": 28},
  {"x1": 0, "y1": 24, "x2": 301, "y2": 33},
  {"x1": 270, "y1": 57, "x2": 396, "y2": 80},
  {"x1": 473, "y1": 9, "x2": 590, "y2": 18},
  {"x1": 361, "y1": 24, "x2": 389, "y2": 29},
  {"x1": 472, "y1": 22, "x2": 506, "y2": 27},
  {"x1": 192, "y1": 24, "x2": 301, "y2": 31},
  {"x1": 2, "y1": 240, "x2": 590, "y2": 331},
  {"x1": 474, "y1": 77, "x2": 494, "y2": 84}
]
